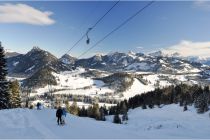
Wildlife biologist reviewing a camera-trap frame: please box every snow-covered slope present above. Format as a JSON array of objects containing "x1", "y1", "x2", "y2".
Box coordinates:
[
  {"x1": 122, "y1": 78, "x2": 154, "y2": 99},
  {"x1": 0, "y1": 104, "x2": 210, "y2": 139},
  {"x1": 30, "y1": 68, "x2": 114, "y2": 97},
  {"x1": 26, "y1": 67, "x2": 208, "y2": 107},
  {"x1": 124, "y1": 105, "x2": 210, "y2": 139}
]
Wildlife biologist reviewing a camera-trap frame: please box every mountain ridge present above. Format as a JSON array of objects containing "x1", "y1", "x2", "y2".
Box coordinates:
[{"x1": 6, "y1": 47, "x2": 210, "y2": 90}]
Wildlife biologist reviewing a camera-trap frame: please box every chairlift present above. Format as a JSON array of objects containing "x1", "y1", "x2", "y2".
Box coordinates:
[
  {"x1": 86, "y1": 28, "x2": 92, "y2": 45},
  {"x1": 86, "y1": 38, "x2": 90, "y2": 44}
]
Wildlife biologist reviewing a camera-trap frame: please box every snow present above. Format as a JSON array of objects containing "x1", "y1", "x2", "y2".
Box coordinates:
[
  {"x1": 52, "y1": 71, "x2": 94, "y2": 89},
  {"x1": 126, "y1": 62, "x2": 154, "y2": 71},
  {"x1": 127, "y1": 51, "x2": 136, "y2": 59},
  {"x1": 108, "y1": 104, "x2": 210, "y2": 139},
  {"x1": 159, "y1": 59, "x2": 166, "y2": 64},
  {"x1": 159, "y1": 80, "x2": 171, "y2": 87},
  {"x1": 27, "y1": 67, "x2": 204, "y2": 103},
  {"x1": 68, "y1": 101, "x2": 116, "y2": 109},
  {"x1": 143, "y1": 74, "x2": 159, "y2": 85},
  {"x1": 171, "y1": 75, "x2": 187, "y2": 81},
  {"x1": 13, "y1": 61, "x2": 19, "y2": 66},
  {"x1": 122, "y1": 78, "x2": 154, "y2": 99},
  {"x1": 179, "y1": 63, "x2": 201, "y2": 73},
  {"x1": 101, "y1": 62, "x2": 106, "y2": 65},
  {"x1": 7, "y1": 76, "x2": 26, "y2": 81},
  {"x1": 31, "y1": 68, "x2": 114, "y2": 97},
  {"x1": 137, "y1": 72, "x2": 153, "y2": 75},
  {"x1": 136, "y1": 56, "x2": 145, "y2": 61},
  {"x1": 171, "y1": 59, "x2": 179, "y2": 63},
  {"x1": 0, "y1": 108, "x2": 137, "y2": 139},
  {"x1": 1, "y1": 104, "x2": 210, "y2": 139},
  {"x1": 61, "y1": 58, "x2": 71, "y2": 64},
  {"x1": 189, "y1": 68, "x2": 201, "y2": 73},
  {"x1": 30, "y1": 68, "x2": 202, "y2": 101},
  {"x1": 25, "y1": 65, "x2": 35, "y2": 72},
  {"x1": 5, "y1": 49, "x2": 15, "y2": 53}
]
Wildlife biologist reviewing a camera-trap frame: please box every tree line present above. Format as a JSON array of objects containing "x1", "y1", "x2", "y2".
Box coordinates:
[
  {"x1": 108, "y1": 84, "x2": 210, "y2": 121},
  {"x1": 67, "y1": 84, "x2": 210, "y2": 124}
]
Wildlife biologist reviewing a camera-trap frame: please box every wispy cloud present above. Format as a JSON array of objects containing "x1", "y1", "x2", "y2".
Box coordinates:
[
  {"x1": 136, "y1": 46, "x2": 144, "y2": 49},
  {"x1": 163, "y1": 40, "x2": 210, "y2": 58},
  {"x1": 0, "y1": 3, "x2": 55, "y2": 25},
  {"x1": 193, "y1": 1, "x2": 210, "y2": 11}
]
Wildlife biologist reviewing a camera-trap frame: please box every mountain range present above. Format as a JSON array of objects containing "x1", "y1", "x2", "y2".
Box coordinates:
[{"x1": 5, "y1": 47, "x2": 210, "y2": 89}]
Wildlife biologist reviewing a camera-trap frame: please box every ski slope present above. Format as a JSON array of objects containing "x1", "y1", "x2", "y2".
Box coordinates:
[
  {"x1": 0, "y1": 104, "x2": 210, "y2": 139},
  {"x1": 122, "y1": 78, "x2": 154, "y2": 99}
]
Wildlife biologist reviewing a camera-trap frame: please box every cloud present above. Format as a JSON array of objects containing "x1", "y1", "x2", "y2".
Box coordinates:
[
  {"x1": 163, "y1": 40, "x2": 210, "y2": 58},
  {"x1": 0, "y1": 3, "x2": 55, "y2": 25},
  {"x1": 193, "y1": 1, "x2": 210, "y2": 11},
  {"x1": 136, "y1": 46, "x2": 144, "y2": 49}
]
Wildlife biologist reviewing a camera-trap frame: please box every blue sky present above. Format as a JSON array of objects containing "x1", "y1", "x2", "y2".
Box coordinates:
[{"x1": 1, "y1": 1, "x2": 210, "y2": 58}]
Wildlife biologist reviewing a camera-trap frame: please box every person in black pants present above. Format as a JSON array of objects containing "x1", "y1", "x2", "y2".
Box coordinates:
[{"x1": 56, "y1": 107, "x2": 63, "y2": 125}]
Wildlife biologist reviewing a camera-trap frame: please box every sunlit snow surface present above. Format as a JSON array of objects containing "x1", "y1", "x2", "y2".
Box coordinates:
[{"x1": 0, "y1": 104, "x2": 210, "y2": 139}]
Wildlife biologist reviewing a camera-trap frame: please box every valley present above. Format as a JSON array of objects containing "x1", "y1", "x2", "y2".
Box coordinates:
[{"x1": 5, "y1": 47, "x2": 210, "y2": 108}]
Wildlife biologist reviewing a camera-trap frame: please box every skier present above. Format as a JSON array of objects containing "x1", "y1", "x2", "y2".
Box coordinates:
[
  {"x1": 56, "y1": 106, "x2": 63, "y2": 125},
  {"x1": 61, "y1": 107, "x2": 67, "y2": 125},
  {"x1": 37, "y1": 102, "x2": 41, "y2": 110}
]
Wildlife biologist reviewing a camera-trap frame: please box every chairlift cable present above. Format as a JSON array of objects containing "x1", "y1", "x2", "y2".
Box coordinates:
[
  {"x1": 63, "y1": 0, "x2": 120, "y2": 55},
  {"x1": 77, "y1": 1, "x2": 155, "y2": 58}
]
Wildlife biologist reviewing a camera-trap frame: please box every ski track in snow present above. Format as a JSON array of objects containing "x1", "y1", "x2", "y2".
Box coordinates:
[
  {"x1": 0, "y1": 109, "x2": 57, "y2": 138},
  {"x1": 0, "y1": 104, "x2": 210, "y2": 138}
]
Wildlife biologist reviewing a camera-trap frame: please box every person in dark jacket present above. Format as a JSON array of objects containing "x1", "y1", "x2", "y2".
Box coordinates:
[
  {"x1": 56, "y1": 107, "x2": 63, "y2": 125},
  {"x1": 37, "y1": 102, "x2": 41, "y2": 110}
]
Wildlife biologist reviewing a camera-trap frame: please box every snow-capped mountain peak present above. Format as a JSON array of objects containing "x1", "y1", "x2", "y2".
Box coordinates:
[
  {"x1": 148, "y1": 50, "x2": 165, "y2": 57},
  {"x1": 60, "y1": 54, "x2": 77, "y2": 65}
]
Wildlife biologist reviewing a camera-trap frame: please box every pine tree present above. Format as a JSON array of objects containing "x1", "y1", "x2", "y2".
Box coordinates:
[
  {"x1": 122, "y1": 111, "x2": 128, "y2": 121},
  {"x1": 148, "y1": 103, "x2": 154, "y2": 109},
  {"x1": 120, "y1": 101, "x2": 128, "y2": 114},
  {"x1": 87, "y1": 105, "x2": 93, "y2": 118},
  {"x1": 113, "y1": 113, "x2": 121, "y2": 124},
  {"x1": 79, "y1": 106, "x2": 87, "y2": 117},
  {"x1": 194, "y1": 92, "x2": 209, "y2": 114},
  {"x1": 92, "y1": 103, "x2": 101, "y2": 120},
  {"x1": 99, "y1": 107, "x2": 106, "y2": 121},
  {"x1": 103, "y1": 104, "x2": 108, "y2": 115},
  {"x1": 65, "y1": 100, "x2": 70, "y2": 113},
  {"x1": 183, "y1": 102, "x2": 188, "y2": 112},
  {"x1": 69, "y1": 100, "x2": 79, "y2": 115},
  {"x1": 121, "y1": 101, "x2": 128, "y2": 121},
  {"x1": 142, "y1": 103, "x2": 147, "y2": 109},
  {"x1": 0, "y1": 42, "x2": 10, "y2": 109},
  {"x1": 9, "y1": 80, "x2": 21, "y2": 108}
]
